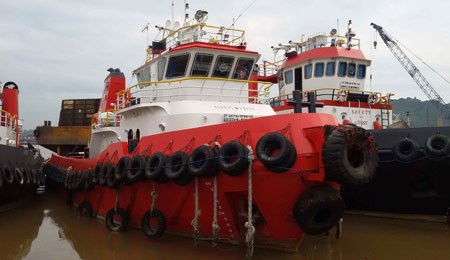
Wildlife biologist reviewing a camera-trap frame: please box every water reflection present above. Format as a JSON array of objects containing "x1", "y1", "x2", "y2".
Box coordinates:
[{"x1": 0, "y1": 193, "x2": 449, "y2": 260}]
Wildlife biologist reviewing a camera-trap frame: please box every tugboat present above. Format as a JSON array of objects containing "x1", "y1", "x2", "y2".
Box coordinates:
[
  {"x1": 0, "y1": 81, "x2": 45, "y2": 213},
  {"x1": 260, "y1": 21, "x2": 450, "y2": 216},
  {"x1": 44, "y1": 8, "x2": 377, "y2": 254}
]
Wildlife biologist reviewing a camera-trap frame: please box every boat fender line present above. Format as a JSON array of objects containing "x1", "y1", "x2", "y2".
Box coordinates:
[
  {"x1": 245, "y1": 145, "x2": 255, "y2": 258},
  {"x1": 141, "y1": 208, "x2": 166, "y2": 238},
  {"x1": 76, "y1": 200, "x2": 94, "y2": 217},
  {"x1": 292, "y1": 185, "x2": 345, "y2": 235},
  {"x1": 105, "y1": 207, "x2": 129, "y2": 232},
  {"x1": 191, "y1": 177, "x2": 201, "y2": 245},
  {"x1": 144, "y1": 152, "x2": 169, "y2": 183},
  {"x1": 116, "y1": 156, "x2": 132, "y2": 185},
  {"x1": 322, "y1": 125, "x2": 378, "y2": 185},
  {"x1": 212, "y1": 174, "x2": 219, "y2": 247},
  {"x1": 218, "y1": 140, "x2": 249, "y2": 176},
  {"x1": 425, "y1": 134, "x2": 450, "y2": 160},
  {"x1": 391, "y1": 138, "x2": 420, "y2": 163},
  {"x1": 105, "y1": 163, "x2": 120, "y2": 189},
  {"x1": 255, "y1": 132, "x2": 297, "y2": 172},
  {"x1": 126, "y1": 155, "x2": 146, "y2": 184},
  {"x1": 84, "y1": 170, "x2": 95, "y2": 191},
  {"x1": 188, "y1": 145, "x2": 219, "y2": 178},
  {"x1": 99, "y1": 163, "x2": 111, "y2": 186},
  {"x1": 165, "y1": 151, "x2": 193, "y2": 186},
  {"x1": 2, "y1": 164, "x2": 15, "y2": 185}
]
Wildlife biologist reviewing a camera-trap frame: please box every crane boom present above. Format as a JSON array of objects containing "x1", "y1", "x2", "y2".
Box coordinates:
[{"x1": 371, "y1": 23, "x2": 447, "y2": 107}]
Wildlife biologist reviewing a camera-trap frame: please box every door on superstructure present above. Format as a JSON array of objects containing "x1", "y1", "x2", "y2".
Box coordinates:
[{"x1": 294, "y1": 67, "x2": 303, "y2": 91}]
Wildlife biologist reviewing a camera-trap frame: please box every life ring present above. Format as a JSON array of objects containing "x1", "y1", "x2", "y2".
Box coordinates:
[
  {"x1": 425, "y1": 134, "x2": 450, "y2": 160},
  {"x1": 165, "y1": 151, "x2": 193, "y2": 186},
  {"x1": 84, "y1": 170, "x2": 95, "y2": 191},
  {"x1": 105, "y1": 163, "x2": 120, "y2": 189},
  {"x1": 76, "y1": 200, "x2": 94, "y2": 217},
  {"x1": 218, "y1": 141, "x2": 249, "y2": 176},
  {"x1": 144, "y1": 152, "x2": 169, "y2": 183},
  {"x1": 293, "y1": 185, "x2": 345, "y2": 235},
  {"x1": 116, "y1": 156, "x2": 132, "y2": 185},
  {"x1": 141, "y1": 208, "x2": 167, "y2": 238},
  {"x1": 188, "y1": 145, "x2": 219, "y2": 177},
  {"x1": 367, "y1": 93, "x2": 380, "y2": 105},
  {"x1": 105, "y1": 207, "x2": 129, "y2": 232},
  {"x1": 126, "y1": 155, "x2": 146, "y2": 184},
  {"x1": 255, "y1": 132, "x2": 297, "y2": 172},
  {"x1": 322, "y1": 125, "x2": 378, "y2": 185},
  {"x1": 336, "y1": 89, "x2": 348, "y2": 102},
  {"x1": 391, "y1": 138, "x2": 420, "y2": 162},
  {"x1": 2, "y1": 164, "x2": 15, "y2": 185}
]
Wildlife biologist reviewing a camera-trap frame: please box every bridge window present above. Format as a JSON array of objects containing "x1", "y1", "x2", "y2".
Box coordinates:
[
  {"x1": 191, "y1": 53, "x2": 213, "y2": 76},
  {"x1": 157, "y1": 58, "x2": 166, "y2": 81},
  {"x1": 348, "y1": 63, "x2": 356, "y2": 77},
  {"x1": 213, "y1": 56, "x2": 234, "y2": 78},
  {"x1": 284, "y1": 70, "x2": 293, "y2": 84},
  {"x1": 233, "y1": 58, "x2": 255, "y2": 80},
  {"x1": 305, "y1": 64, "x2": 312, "y2": 79},
  {"x1": 357, "y1": 64, "x2": 366, "y2": 79},
  {"x1": 166, "y1": 53, "x2": 190, "y2": 78},
  {"x1": 326, "y1": 62, "x2": 335, "y2": 76},
  {"x1": 314, "y1": 62, "x2": 324, "y2": 77},
  {"x1": 136, "y1": 66, "x2": 151, "y2": 83},
  {"x1": 338, "y1": 62, "x2": 347, "y2": 77}
]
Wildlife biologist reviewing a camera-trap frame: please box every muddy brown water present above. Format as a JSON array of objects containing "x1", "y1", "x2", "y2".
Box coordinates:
[{"x1": 0, "y1": 192, "x2": 449, "y2": 260}]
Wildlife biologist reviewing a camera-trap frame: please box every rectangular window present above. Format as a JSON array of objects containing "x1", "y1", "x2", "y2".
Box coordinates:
[
  {"x1": 284, "y1": 70, "x2": 293, "y2": 84},
  {"x1": 191, "y1": 53, "x2": 213, "y2": 76},
  {"x1": 157, "y1": 58, "x2": 166, "y2": 81},
  {"x1": 305, "y1": 64, "x2": 312, "y2": 79},
  {"x1": 212, "y1": 56, "x2": 235, "y2": 78},
  {"x1": 136, "y1": 66, "x2": 151, "y2": 83},
  {"x1": 338, "y1": 62, "x2": 347, "y2": 77},
  {"x1": 314, "y1": 62, "x2": 324, "y2": 77},
  {"x1": 166, "y1": 53, "x2": 190, "y2": 78},
  {"x1": 348, "y1": 63, "x2": 356, "y2": 77},
  {"x1": 357, "y1": 64, "x2": 366, "y2": 79},
  {"x1": 326, "y1": 62, "x2": 335, "y2": 76},
  {"x1": 233, "y1": 58, "x2": 255, "y2": 80}
]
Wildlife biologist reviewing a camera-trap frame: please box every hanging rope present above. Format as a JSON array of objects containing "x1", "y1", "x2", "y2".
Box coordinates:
[
  {"x1": 150, "y1": 181, "x2": 158, "y2": 214},
  {"x1": 245, "y1": 145, "x2": 255, "y2": 258},
  {"x1": 114, "y1": 189, "x2": 120, "y2": 212},
  {"x1": 212, "y1": 175, "x2": 220, "y2": 247},
  {"x1": 191, "y1": 177, "x2": 201, "y2": 246}
]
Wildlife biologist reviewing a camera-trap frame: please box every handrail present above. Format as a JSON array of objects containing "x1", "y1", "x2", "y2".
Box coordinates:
[{"x1": 0, "y1": 109, "x2": 18, "y2": 129}]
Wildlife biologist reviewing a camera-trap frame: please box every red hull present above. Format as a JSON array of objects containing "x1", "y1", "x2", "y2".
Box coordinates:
[{"x1": 47, "y1": 113, "x2": 340, "y2": 251}]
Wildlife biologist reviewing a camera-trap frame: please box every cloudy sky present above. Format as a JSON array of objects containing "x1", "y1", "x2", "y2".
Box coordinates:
[{"x1": 1, "y1": 0, "x2": 450, "y2": 129}]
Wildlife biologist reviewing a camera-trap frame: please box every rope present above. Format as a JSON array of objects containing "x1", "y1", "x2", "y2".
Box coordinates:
[
  {"x1": 191, "y1": 177, "x2": 201, "y2": 246},
  {"x1": 150, "y1": 181, "x2": 158, "y2": 214},
  {"x1": 114, "y1": 189, "x2": 120, "y2": 212},
  {"x1": 245, "y1": 145, "x2": 255, "y2": 258},
  {"x1": 212, "y1": 175, "x2": 220, "y2": 247}
]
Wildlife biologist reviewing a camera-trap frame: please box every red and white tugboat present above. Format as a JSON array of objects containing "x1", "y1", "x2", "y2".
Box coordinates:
[
  {"x1": 44, "y1": 9, "x2": 377, "y2": 253},
  {"x1": 260, "y1": 21, "x2": 450, "y2": 215},
  {"x1": 0, "y1": 81, "x2": 45, "y2": 212}
]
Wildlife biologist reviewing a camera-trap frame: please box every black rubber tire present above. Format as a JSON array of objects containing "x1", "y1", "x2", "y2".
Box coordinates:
[
  {"x1": 256, "y1": 132, "x2": 292, "y2": 166},
  {"x1": 14, "y1": 167, "x2": 24, "y2": 184},
  {"x1": 265, "y1": 141, "x2": 297, "y2": 173},
  {"x1": 116, "y1": 157, "x2": 132, "y2": 184},
  {"x1": 74, "y1": 171, "x2": 85, "y2": 191},
  {"x1": 127, "y1": 155, "x2": 145, "y2": 184},
  {"x1": 105, "y1": 207, "x2": 129, "y2": 232},
  {"x1": 425, "y1": 134, "x2": 450, "y2": 160},
  {"x1": 2, "y1": 164, "x2": 14, "y2": 185},
  {"x1": 105, "y1": 164, "x2": 120, "y2": 189},
  {"x1": 93, "y1": 163, "x2": 103, "y2": 185},
  {"x1": 165, "y1": 151, "x2": 192, "y2": 185},
  {"x1": 293, "y1": 185, "x2": 345, "y2": 235},
  {"x1": 84, "y1": 170, "x2": 95, "y2": 191},
  {"x1": 141, "y1": 209, "x2": 167, "y2": 239},
  {"x1": 99, "y1": 163, "x2": 112, "y2": 186},
  {"x1": 218, "y1": 141, "x2": 249, "y2": 176},
  {"x1": 76, "y1": 200, "x2": 93, "y2": 217},
  {"x1": 144, "y1": 152, "x2": 167, "y2": 182},
  {"x1": 322, "y1": 125, "x2": 378, "y2": 185},
  {"x1": 22, "y1": 167, "x2": 32, "y2": 185},
  {"x1": 391, "y1": 138, "x2": 420, "y2": 162},
  {"x1": 188, "y1": 145, "x2": 219, "y2": 177}
]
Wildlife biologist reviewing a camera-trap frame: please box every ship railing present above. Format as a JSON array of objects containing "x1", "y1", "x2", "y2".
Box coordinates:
[
  {"x1": 115, "y1": 77, "x2": 273, "y2": 109},
  {"x1": 269, "y1": 88, "x2": 393, "y2": 107},
  {"x1": 92, "y1": 110, "x2": 122, "y2": 128},
  {"x1": 0, "y1": 109, "x2": 18, "y2": 130}
]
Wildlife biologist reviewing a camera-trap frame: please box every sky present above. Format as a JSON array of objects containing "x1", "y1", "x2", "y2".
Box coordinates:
[{"x1": 1, "y1": 0, "x2": 450, "y2": 129}]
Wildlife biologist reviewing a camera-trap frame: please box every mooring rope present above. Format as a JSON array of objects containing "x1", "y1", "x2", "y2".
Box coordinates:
[
  {"x1": 150, "y1": 180, "x2": 158, "y2": 215},
  {"x1": 191, "y1": 177, "x2": 201, "y2": 246},
  {"x1": 245, "y1": 145, "x2": 255, "y2": 258},
  {"x1": 212, "y1": 175, "x2": 220, "y2": 247}
]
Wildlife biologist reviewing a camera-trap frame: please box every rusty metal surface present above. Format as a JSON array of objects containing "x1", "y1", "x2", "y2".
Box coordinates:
[{"x1": 35, "y1": 126, "x2": 91, "y2": 145}]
